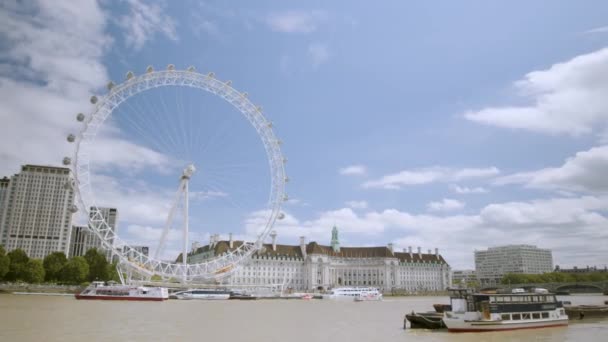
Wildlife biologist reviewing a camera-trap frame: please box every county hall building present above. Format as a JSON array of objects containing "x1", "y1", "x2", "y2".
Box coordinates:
[{"x1": 186, "y1": 226, "x2": 452, "y2": 292}]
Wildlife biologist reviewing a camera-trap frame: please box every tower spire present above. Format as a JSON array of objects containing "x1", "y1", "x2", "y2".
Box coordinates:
[{"x1": 331, "y1": 225, "x2": 340, "y2": 252}]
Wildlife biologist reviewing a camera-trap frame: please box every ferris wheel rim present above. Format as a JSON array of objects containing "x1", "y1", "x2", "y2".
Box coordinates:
[{"x1": 70, "y1": 67, "x2": 286, "y2": 281}]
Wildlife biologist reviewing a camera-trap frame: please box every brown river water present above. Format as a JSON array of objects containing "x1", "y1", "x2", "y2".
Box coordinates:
[{"x1": 0, "y1": 294, "x2": 606, "y2": 341}]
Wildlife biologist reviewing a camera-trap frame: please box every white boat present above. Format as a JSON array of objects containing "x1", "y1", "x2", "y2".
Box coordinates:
[
  {"x1": 442, "y1": 289, "x2": 568, "y2": 332},
  {"x1": 354, "y1": 291, "x2": 383, "y2": 302},
  {"x1": 323, "y1": 287, "x2": 382, "y2": 301},
  {"x1": 75, "y1": 281, "x2": 168, "y2": 301},
  {"x1": 173, "y1": 289, "x2": 232, "y2": 300}
]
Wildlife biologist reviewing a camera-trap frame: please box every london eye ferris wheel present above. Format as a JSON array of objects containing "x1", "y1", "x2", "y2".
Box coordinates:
[{"x1": 64, "y1": 65, "x2": 287, "y2": 283}]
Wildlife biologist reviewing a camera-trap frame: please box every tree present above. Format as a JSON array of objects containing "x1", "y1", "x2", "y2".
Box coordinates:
[
  {"x1": 23, "y1": 259, "x2": 45, "y2": 284},
  {"x1": 61, "y1": 257, "x2": 89, "y2": 284},
  {"x1": 0, "y1": 246, "x2": 10, "y2": 280},
  {"x1": 6, "y1": 249, "x2": 29, "y2": 281},
  {"x1": 43, "y1": 252, "x2": 67, "y2": 282},
  {"x1": 106, "y1": 261, "x2": 121, "y2": 283},
  {"x1": 84, "y1": 249, "x2": 109, "y2": 281},
  {"x1": 501, "y1": 273, "x2": 528, "y2": 285}
]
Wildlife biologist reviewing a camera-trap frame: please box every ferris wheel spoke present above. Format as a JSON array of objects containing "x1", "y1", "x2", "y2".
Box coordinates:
[{"x1": 118, "y1": 93, "x2": 180, "y2": 160}]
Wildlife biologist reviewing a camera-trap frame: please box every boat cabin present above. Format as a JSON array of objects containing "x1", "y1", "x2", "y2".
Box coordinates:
[{"x1": 448, "y1": 289, "x2": 565, "y2": 320}]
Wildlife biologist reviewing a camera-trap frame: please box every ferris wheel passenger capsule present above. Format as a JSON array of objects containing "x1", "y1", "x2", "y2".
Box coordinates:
[
  {"x1": 278, "y1": 213, "x2": 285, "y2": 220},
  {"x1": 256, "y1": 106, "x2": 262, "y2": 112},
  {"x1": 167, "y1": 64, "x2": 175, "y2": 71},
  {"x1": 146, "y1": 66, "x2": 154, "y2": 73},
  {"x1": 90, "y1": 96, "x2": 98, "y2": 104},
  {"x1": 76, "y1": 113, "x2": 85, "y2": 122},
  {"x1": 267, "y1": 121, "x2": 273, "y2": 128},
  {"x1": 282, "y1": 157, "x2": 288, "y2": 164},
  {"x1": 284, "y1": 176, "x2": 290, "y2": 182},
  {"x1": 107, "y1": 81, "x2": 115, "y2": 91},
  {"x1": 126, "y1": 71, "x2": 134, "y2": 80},
  {"x1": 62, "y1": 157, "x2": 71, "y2": 166},
  {"x1": 224, "y1": 80, "x2": 232, "y2": 86},
  {"x1": 67, "y1": 134, "x2": 75, "y2": 143},
  {"x1": 283, "y1": 194, "x2": 289, "y2": 202},
  {"x1": 69, "y1": 204, "x2": 78, "y2": 213},
  {"x1": 241, "y1": 92, "x2": 248, "y2": 98},
  {"x1": 207, "y1": 72, "x2": 215, "y2": 78},
  {"x1": 187, "y1": 66, "x2": 196, "y2": 72},
  {"x1": 276, "y1": 139, "x2": 283, "y2": 146}
]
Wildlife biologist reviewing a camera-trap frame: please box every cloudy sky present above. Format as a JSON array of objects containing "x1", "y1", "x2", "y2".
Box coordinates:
[{"x1": 1, "y1": 0, "x2": 608, "y2": 269}]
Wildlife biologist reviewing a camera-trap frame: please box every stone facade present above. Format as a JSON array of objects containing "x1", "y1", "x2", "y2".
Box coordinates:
[{"x1": 186, "y1": 227, "x2": 452, "y2": 292}]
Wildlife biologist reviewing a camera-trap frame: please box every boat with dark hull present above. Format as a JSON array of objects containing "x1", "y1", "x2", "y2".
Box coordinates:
[
  {"x1": 405, "y1": 312, "x2": 446, "y2": 329},
  {"x1": 565, "y1": 305, "x2": 608, "y2": 320},
  {"x1": 433, "y1": 304, "x2": 451, "y2": 313}
]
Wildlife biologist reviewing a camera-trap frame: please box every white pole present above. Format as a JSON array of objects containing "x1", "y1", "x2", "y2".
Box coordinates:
[{"x1": 183, "y1": 179, "x2": 189, "y2": 282}]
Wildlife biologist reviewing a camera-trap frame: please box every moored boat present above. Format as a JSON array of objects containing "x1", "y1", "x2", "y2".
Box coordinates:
[
  {"x1": 354, "y1": 290, "x2": 383, "y2": 302},
  {"x1": 564, "y1": 305, "x2": 608, "y2": 319},
  {"x1": 442, "y1": 289, "x2": 568, "y2": 332},
  {"x1": 174, "y1": 289, "x2": 232, "y2": 300},
  {"x1": 75, "y1": 281, "x2": 168, "y2": 301},
  {"x1": 433, "y1": 303, "x2": 452, "y2": 313},
  {"x1": 323, "y1": 287, "x2": 382, "y2": 301},
  {"x1": 405, "y1": 311, "x2": 446, "y2": 329}
]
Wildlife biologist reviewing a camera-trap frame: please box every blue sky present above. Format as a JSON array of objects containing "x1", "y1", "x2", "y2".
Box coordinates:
[{"x1": 2, "y1": 0, "x2": 608, "y2": 269}]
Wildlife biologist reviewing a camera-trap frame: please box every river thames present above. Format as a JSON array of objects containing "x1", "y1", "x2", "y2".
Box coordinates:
[{"x1": 0, "y1": 294, "x2": 606, "y2": 341}]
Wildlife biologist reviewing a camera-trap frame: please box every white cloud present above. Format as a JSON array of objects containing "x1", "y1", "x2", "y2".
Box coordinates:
[
  {"x1": 465, "y1": 48, "x2": 608, "y2": 136},
  {"x1": 339, "y1": 164, "x2": 367, "y2": 176},
  {"x1": 266, "y1": 10, "x2": 326, "y2": 33},
  {"x1": 495, "y1": 145, "x2": 608, "y2": 193},
  {"x1": 244, "y1": 195, "x2": 608, "y2": 269},
  {"x1": 427, "y1": 198, "x2": 466, "y2": 212},
  {"x1": 346, "y1": 200, "x2": 368, "y2": 209},
  {"x1": 585, "y1": 26, "x2": 608, "y2": 35},
  {"x1": 0, "y1": 1, "x2": 178, "y2": 177},
  {"x1": 123, "y1": 224, "x2": 209, "y2": 260},
  {"x1": 190, "y1": 190, "x2": 228, "y2": 201},
  {"x1": 308, "y1": 42, "x2": 330, "y2": 67},
  {"x1": 363, "y1": 167, "x2": 499, "y2": 190},
  {"x1": 450, "y1": 184, "x2": 488, "y2": 194},
  {"x1": 118, "y1": 0, "x2": 178, "y2": 50},
  {"x1": 0, "y1": 0, "x2": 110, "y2": 176}
]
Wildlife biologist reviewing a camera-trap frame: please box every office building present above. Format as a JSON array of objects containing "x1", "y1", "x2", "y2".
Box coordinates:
[
  {"x1": 475, "y1": 244, "x2": 553, "y2": 286},
  {"x1": 69, "y1": 207, "x2": 119, "y2": 262},
  {"x1": 0, "y1": 165, "x2": 75, "y2": 258}
]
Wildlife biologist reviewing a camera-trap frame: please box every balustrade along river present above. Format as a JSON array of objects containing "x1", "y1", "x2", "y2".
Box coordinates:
[{"x1": 0, "y1": 293, "x2": 606, "y2": 341}]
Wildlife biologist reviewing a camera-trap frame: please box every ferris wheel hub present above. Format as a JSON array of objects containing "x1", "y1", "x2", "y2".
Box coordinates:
[{"x1": 182, "y1": 164, "x2": 196, "y2": 179}]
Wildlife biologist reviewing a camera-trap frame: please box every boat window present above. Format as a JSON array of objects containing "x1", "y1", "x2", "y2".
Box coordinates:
[
  {"x1": 542, "y1": 312, "x2": 549, "y2": 319},
  {"x1": 501, "y1": 314, "x2": 510, "y2": 320},
  {"x1": 522, "y1": 313, "x2": 531, "y2": 320},
  {"x1": 512, "y1": 314, "x2": 521, "y2": 320},
  {"x1": 532, "y1": 313, "x2": 540, "y2": 319}
]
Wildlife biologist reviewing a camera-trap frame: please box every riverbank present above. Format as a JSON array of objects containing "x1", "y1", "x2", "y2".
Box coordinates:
[{"x1": 0, "y1": 282, "x2": 82, "y2": 294}]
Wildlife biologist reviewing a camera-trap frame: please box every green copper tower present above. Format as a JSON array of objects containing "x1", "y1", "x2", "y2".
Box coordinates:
[{"x1": 331, "y1": 225, "x2": 340, "y2": 252}]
